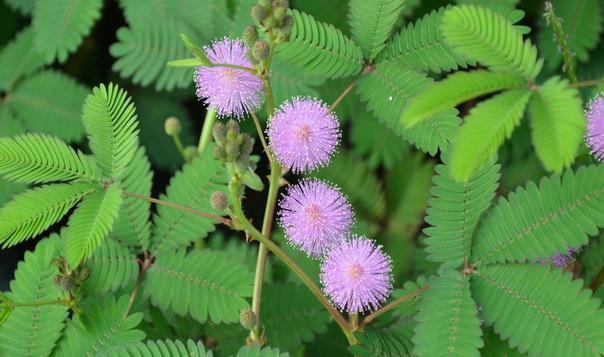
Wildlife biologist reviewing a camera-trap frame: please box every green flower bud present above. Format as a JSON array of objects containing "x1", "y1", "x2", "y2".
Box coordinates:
[
  {"x1": 77, "y1": 267, "x2": 91, "y2": 282},
  {"x1": 241, "y1": 133, "x2": 254, "y2": 155},
  {"x1": 251, "y1": 4, "x2": 268, "y2": 24},
  {"x1": 252, "y1": 40, "x2": 270, "y2": 62},
  {"x1": 226, "y1": 120, "x2": 240, "y2": 141},
  {"x1": 240, "y1": 309, "x2": 258, "y2": 330},
  {"x1": 226, "y1": 141, "x2": 240, "y2": 161},
  {"x1": 281, "y1": 15, "x2": 294, "y2": 34},
  {"x1": 184, "y1": 146, "x2": 198, "y2": 162},
  {"x1": 214, "y1": 145, "x2": 226, "y2": 160},
  {"x1": 273, "y1": 6, "x2": 286, "y2": 21},
  {"x1": 213, "y1": 122, "x2": 227, "y2": 143},
  {"x1": 210, "y1": 191, "x2": 228, "y2": 211},
  {"x1": 258, "y1": 0, "x2": 272, "y2": 9},
  {"x1": 54, "y1": 275, "x2": 74, "y2": 292},
  {"x1": 164, "y1": 116, "x2": 182, "y2": 136},
  {"x1": 242, "y1": 25, "x2": 259, "y2": 47},
  {"x1": 272, "y1": 0, "x2": 289, "y2": 8}
]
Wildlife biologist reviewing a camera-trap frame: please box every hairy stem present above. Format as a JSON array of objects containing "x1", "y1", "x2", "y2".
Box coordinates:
[
  {"x1": 123, "y1": 191, "x2": 231, "y2": 226},
  {"x1": 362, "y1": 286, "x2": 429, "y2": 326},
  {"x1": 124, "y1": 252, "x2": 153, "y2": 318},
  {"x1": 570, "y1": 78, "x2": 604, "y2": 88},
  {"x1": 589, "y1": 266, "x2": 604, "y2": 292},
  {"x1": 198, "y1": 108, "x2": 217, "y2": 153},
  {"x1": 544, "y1": 1, "x2": 578, "y2": 83},
  {"x1": 330, "y1": 82, "x2": 356, "y2": 111}
]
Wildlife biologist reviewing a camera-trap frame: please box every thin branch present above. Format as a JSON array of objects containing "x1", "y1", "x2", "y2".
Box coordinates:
[
  {"x1": 198, "y1": 108, "x2": 217, "y2": 154},
  {"x1": 589, "y1": 266, "x2": 604, "y2": 292},
  {"x1": 329, "y1": 82, "x2": 356, "y2": 111},
  {"x1": 11, "y1": 298, "x2": 71, "y2": 308},
  {"x1": 211, "y1": 63, "x2": 257, "y2": 75},
  {"x1": 249, "y1": 110, "x2": 274, "y2": 163},
  {"x1": 570, "y1": 78, "x2": 604, "y2": 88},
  {"x1": 124, "y1": 252, "x2": 153, "y2": 318},
  {"x1": 362, "y1": 286, "x2": 428, "y2": 326},
  {"x1": 122, "y1": 191, "x2": 231, "y2": 226}
]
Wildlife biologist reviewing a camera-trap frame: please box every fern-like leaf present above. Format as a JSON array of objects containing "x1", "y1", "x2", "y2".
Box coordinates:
[
  {"x1": 0, "y1": 236, "x2": 68, "y2": 357},
  {"x1": 4, "y1": 0, "x2": 35, "y2": 16},
  {"x1": 0, "y1": 133, "x2": 99, "y2": 184},
  {"x1": 528, "y1": 76, "x2": 584, "y2": 173},
  {"x1": 357, "y1": 62, "x2": 461, "y2": 155},
  {"x1": 64, "y1": 185, "x2": 123, "y2": 268},
  {"x1": 311, "y1": 151, "x2": 386, "y2": 221},
  {"x1": 83, "y1": 83, "x2": 140, "y2": 179},
  {"x1": 472, "y1": 264, "x2": 604, "y2": 356},
  {"x1": 424, "y1": 155, "x2": 500, "y2": 265},
  {"x1": 54, "y1": 295, "x2": 145, "y2": 356},
  {"x1": 270, "y1": 58, "x2": 324, "y2": 106},
  {"x1": 348, "y1": 0, "x2": 405, "y2": 60},
  {"x1": 0, "y1": 182, "x2": 96, "y2": 248},
  {"x1": 349, "y1": 326, "x2": 413, "y2": 357},
  {"x1": 378, "y1": 7, "x2": 474, "y2": 73},
  {"x1": 0, "y1": 27, "x2": 45, "y2": 91},
  {"x1": 144, "y1": 249, "x2": 253, "y2": 324},
  {"x1": 111, "y1": 339, "x2": 212, "y2": 356},
  {"x1": 32, "y1": 0, "x2": 103, "y2": 63},
  {"x1": 450, "y1": 89, "x2": 531, "y2": 182},
  {"x1": 84, "y1": 238, "x2": 139, "y2": 295},
  {"x1": 236, "y1": 345, "x2": 288, "y2": 357},
  {"x1": 413, "y1": 269, "x2": 483, "y2": 356},
  {"x1": 538, "y1": 0, "x2": 603, "y2": 69},
  {"x1": 472, "y1": 165, "x2": 604, "y2": 266},
  {"x1": 441, "y1": 4, "x2": 543, "y2": 79},
  {"x1": 111, "y1": 147, "x2": 153, "y2": 251},
  {"x1": 400, "y1": 70, "x2": 526, "y2": 127},
  {"x1": 9, "y1": 70, "x2": 88, "y2": 142},
  {"x1": 275, "y1": 9, "x2": 363, "y2": 79},
  {"x1": 150, "y1": 150, "x2": 228, "y2": 254}
]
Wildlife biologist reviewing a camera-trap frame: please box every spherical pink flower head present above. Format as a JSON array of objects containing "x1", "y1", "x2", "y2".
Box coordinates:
[
  {"x1": 321, "y1": 236, "x2": 392, "y2": 313},
  {"x1": 586, "y1": 94, "x2": 604, "y2": 162},
  {"x1": 267, "y1": 98, "x2": 340, "y2": 172},
  {"x1": 279, "y1": 179, "x2": 353, "y2": 258},
  {"x1": 194, "y1": 38, "x2": 263, "y2": 118}
]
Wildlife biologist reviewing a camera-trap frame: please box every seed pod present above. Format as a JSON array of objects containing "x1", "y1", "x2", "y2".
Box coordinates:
[
  {"x1": 164, "y1": 116, "x2": 182, "y2": 136},
  {"x1": 252, "y1": 40, "x2": 270, "y2": 62},
  {"x1": 210, "y1": 191, "x2": 228, "y2": 211},
  {"x1": 240, "y1": 309, "x2": 258, "y2": 330},
  {"x1": 242, "y1": 25, "x2": 259, "y2": 47}
]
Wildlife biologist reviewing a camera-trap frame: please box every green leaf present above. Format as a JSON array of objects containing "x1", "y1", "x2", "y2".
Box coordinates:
[
  {"x1": 270, "y1": 58, "x2": 324, "y2": 106},
  {"x1": 32, "y1": 0, "x2": 103, "y2": 63},
  {"x1": 348, "y1": 0, "x2": 405, "y2": 60},
  {"x1": 357, "y1": 62, "x2": 461, "y2": 155},
  {"x1": 538, "y1": 0, "x2": 603, "y2": 69},
  {"x1": 236, "y1": 345, "x2": 288, "y2": 357},
  {"x1": 0, "y1": 177, "x2": 26, "y2": 207},
  {"x1": 413, "y1": 269, "x2": 483, "y2": 356},
  {"x1": 111, "y1": 339, "x2": 213, "y2": 356},
  {"x1": 275, "y1": 9, "x2": 364, "y2": 79},
  {"x1": 54, "y1": 295, "x2": 145, "y2": 356},
  {"x1": 378, "y1": 7, "x2": 474, "y2": 73},
  {"x1": 111, "y1": 147, "x2": 153, "y2": 251},
  {"x1": 0, "y1": 182, "x2": 96, "y2": 248},
  {"x1": 349, "y1": 326, "x2": 413, "y2": 356},
  {"x1": 0, "y1": 27, "x2": 45, "y2": 91},
  {"x1": 64, "y1": 185, "x2": 123, "y2": 268},
  {"x1": 311, "y1": 151, "x2": 386, "y2": 221},
  {"x1": 450, "y1": 89, "x2": 531, "y2": 181},
  {"x1": 472, "y1": 264, "x2": 604, "y2": 356},
  {"x1": 84, "y1": 239, "x2": 139, "y2": 295},
  {"x1": 424, "y1": 155, "x2": 500, "y2": 265},
  {"x1": 150, "y1": 150, "x2": 229, "y2": 254},
  {"x1": 479, "y1": 329, "x2": 524, "y2": 357},
  {"x1": 0, "y1": 133, "x2": 99, "y2": 184},
  {"x1": 83, "y1": 83, "x2": 140, "y2": 178},
  {"x1": 4, "y1": 0, "x2": 35, "y2": 16},
  {"x1": 351, "y1": 112, "x2": 409, "y2": 169},
  {"x1": 0, "y1": 236, "x2": 69, "y2": 357},
  {"x1": 528, "y1": 76, "x2": 585, "y2": 173},
  {"x1": 471, "y1": 165, "x2": 604, "y2": 266},
  {"x1": 441, "y1": 4, "x2": 542, "y2": 79},
  {"x1": 144, "y1": 249, "x2": 253, "y2": 324},
  {"x1": 581, "y1": 234, "x2": 604, "y2": 292},
  {"x1": 9, "y1": 70, "x2": 88, "y2": 142},
  {"x1": 401, "y1": 70, "x2": 526, "y2": 127}
]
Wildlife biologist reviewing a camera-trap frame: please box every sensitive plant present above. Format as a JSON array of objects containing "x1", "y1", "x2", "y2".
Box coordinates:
[{"x1": 0, "y1": 0, "x2": 603, "y2": 356}]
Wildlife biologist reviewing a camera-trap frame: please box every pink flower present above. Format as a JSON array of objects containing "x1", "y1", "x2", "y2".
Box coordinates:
[
  {"x1": 194, "y1": 38, "x2": 263, "y2": 118},
  {"x1": 321, "y1": 236, "x2": 392, "y2": 313},
  {"x1": 278, "y1": 179, "x2": 353, "y2": 258},
  {"x1": 267, "y1": 98, "x2": 340, "y2": 172},
  {"x1": 586, "y1": 94, "x2": 604, "y2": 162}
]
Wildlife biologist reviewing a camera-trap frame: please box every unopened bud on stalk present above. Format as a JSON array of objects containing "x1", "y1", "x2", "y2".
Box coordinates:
[
  {"x1": 273, "y1": 6, "x2": 286, "y2": 21},
  {"x1": 240, "y1": 309, "x2": 258, "y2": 330},
  {"x1": 242, "y1": 25, "x2": 259, "y2": 47},
  {"x1": 251, "y1": 4, "x2": 268, "y2": 24},
  {"x1": 226, "y1": 120, "x2": 240, "y2": 140},
  {"x1": 252, "y1": 40, "x2": 270, "y2": 61},
  {"x1": 272, "y1": 0, "x2": 289, "y2": 8},
  {"x1": 213, "y1": 122, "x2": 227, "y2": 143},
  {"x1": 54, "y1": 275, "x2": 74, "y2": 292},
  {"x1": 214, "y1": 145, "x2": 226, "y2": 160},
  {"x1": 164, "y1": 116, "x2": 182, "y2": 136},
  {"x1": 184, "y1": 146, "x2": 198, "y2": 161},
  {"x1": 210, "y1": 191, "x2": 229, "y2": 211}
]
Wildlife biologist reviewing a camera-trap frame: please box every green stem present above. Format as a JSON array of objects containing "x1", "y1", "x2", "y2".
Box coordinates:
[
  {"x1": 171, "y1": 134, "x2": 188, "y2": 162},
  {"x1": 12, "y1": 298, "x2": 70, "y2": 308},
  {"x1": 589, "y1": 266, "x2": 604, "y2": 292},
  {"x1": 362, "y1": 286, "x2": 428, "y2": 326},
  {"x1": 210, "y1": 63, "x2": 256, "y2": 74},
  {"x1": 545, "y1": 2, "x2": 578, "y2": 83},
  {"x1": 198, "y1": 109, "x2": 217, "y2": 154},
  {"x1": 229, "y1": 182, "x2": 355, "y2": 345},
  {"x1": 329, "y1": 82, "x2": 356, "y2": 111},
  {"x1": 249, "y1": 110, "x2": 273, "y2": 163},
  {"x1": 570, "y1": 78, "x2": 604, "y2": 88}
]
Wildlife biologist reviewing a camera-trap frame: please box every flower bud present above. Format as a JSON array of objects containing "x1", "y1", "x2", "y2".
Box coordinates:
[
  {"x1": 226, "y1": 120, "x2": 240, "y2": 140},
  {"x1": 226, "y1": 141, "x2": 240, "y2": 161},
  {"x1": 272, "y1": 0, "x2": 289, "y2": 8},
  {"x1": 164, "y1": 116, "x2": 182, "y2": 136},
  {"x1": 214, "y1": 145, "x2": 226, "y2": 160},
  {"x1": 242, "y1": 25, "x2": 259, "y2": 48},
  {"x1": 210, "y1": 191, "x2": 228, "y2": 211},
  {"x1": 241, "y1": 133, "x2": 254, "y2": 155},
  {"x1": 251, "y1": 4, "x2": 268, "y2": 24},
  {"x1": 273, "y1": 6, "x2": 287, "y2": 21},
  {"x1": 240, "y1": 309, "x2": 258, "y2": 330},
  {"x1": 252, "y1": 40, "x2": 270, "y2": 62},
  {"x1": 213, "y1": 122, "x2": 227, "y2": 143},
  {"x1": 77, "y1": 267, "x2": 91, "y2": 282},
  {"x1": 184, "y1": 146, "x2": 198, "y2": 162},
  {"x1": 258, "y1": 0, "x2": 272, "y2": 9},
  {"x1": 54, "y1": 275, "x2": 74, "y2": 292},
  {"x1": 281, "y1": 15, "x2": 294, "y2": 34}
]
